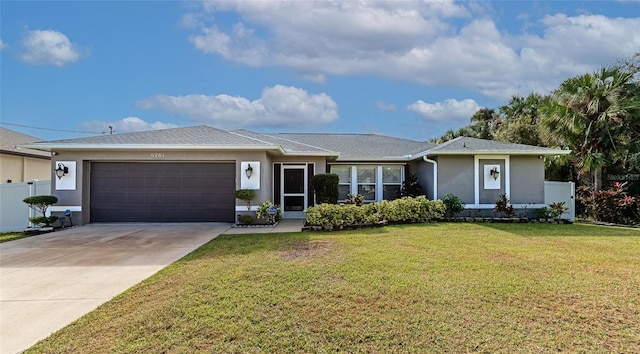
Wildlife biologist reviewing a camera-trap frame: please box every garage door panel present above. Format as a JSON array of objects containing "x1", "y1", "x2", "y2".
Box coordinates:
[
  {"x1": 91, "y1": 162, "x2": 235, "y2": 222},
  {"x1": 127, "y1": 177, "x2": 146, "y2": 188},
  {"x1": 127, "y1": 193, "x2": 146, "y2": 204}
]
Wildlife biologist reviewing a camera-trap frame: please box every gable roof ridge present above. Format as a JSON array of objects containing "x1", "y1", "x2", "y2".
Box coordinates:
[
  {"x1": 432, "y1": 136, "x2": 465, "y2": 150},
  {"x1": 228, "y1": 130, "x2": 274, "y2": 146},
  {"x1": 262, "y1": 133, "x2": 336, "y2": 152}
]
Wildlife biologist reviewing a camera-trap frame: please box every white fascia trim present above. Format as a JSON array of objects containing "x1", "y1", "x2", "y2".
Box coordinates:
[
  {"x1": 20, "y1": 143, "x2": 341, "y2": 157},
  {"x1": 17, "y1": 143, "x2": 285, "y2": 151},
  {"x1": 334, "y1": 156, "x2": 414, "y2": 162},
  {"x1": 474, "y1": 155, "x2": 510, "y2": 205},
  {"x1": 423, "y1": 150, "x2": 571, "y2": 156},
  {"x1": 281, "y1": 152, "x2": 340, "y2": 157},
  {"x1": 329, "y1": 162, "x2": 406, "y2": 165}
]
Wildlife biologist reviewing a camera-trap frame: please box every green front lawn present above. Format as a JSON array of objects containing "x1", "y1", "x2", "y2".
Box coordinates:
[
  {"x1": 0, "y1": 231, "x2": 26, "y2": 243},
  {"x1": 27, "y1": 223, "x2": 640, "y2": 353}
]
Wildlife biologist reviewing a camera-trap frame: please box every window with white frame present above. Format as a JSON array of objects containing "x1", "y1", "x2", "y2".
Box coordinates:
[
  {"x1": 331, "y1": 165, "x2": 351, "y2": 201},
  {"x1": 382, "y1": 166, "x2": 403, "y2": 200},
  {"x1": 330, "y1": 165, "x2": 404, "y2": 202},
  {"x1": 357, "y1": 165, "x2": 377, "y2": 202}
]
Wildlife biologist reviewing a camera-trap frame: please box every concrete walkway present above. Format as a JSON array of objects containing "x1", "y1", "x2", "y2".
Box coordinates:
[{"x1": 0, "y1": 220, "x2": 304, "y2": 354}]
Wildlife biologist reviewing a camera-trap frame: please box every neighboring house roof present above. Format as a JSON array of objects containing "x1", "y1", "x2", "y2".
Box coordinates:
[
  {"x1": 424, "y1": 136, "x2": 570, "y2": 156},
  {"x1": 18, "y1": 125, "x2": 569, "y2": 159},
  {"x1": 0, "y1": 127, "x2": 51, "y2": 158}
]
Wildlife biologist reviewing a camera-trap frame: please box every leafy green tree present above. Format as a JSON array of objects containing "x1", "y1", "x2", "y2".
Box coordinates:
[
  {"x1": 469, "y1": 108, "x2": 500, "y2": 140},
  {"x1": 494, "y1": 93, "x2": 546, "y2": 146},
  {"x1": 431, "y1": 108, "x2": 499, "y2": 143},
  {"x1": 541, "y1": 65, "x2": 640, "y2": 191}
]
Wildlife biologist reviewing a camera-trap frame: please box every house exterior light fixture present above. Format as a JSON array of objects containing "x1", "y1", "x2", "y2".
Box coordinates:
[
  {"x1": 55, "y1": 163, "x2": 69, "y2": 179},
  {"x1": 490, "y1": 166, "x2": 499, "y2": 180},
  {"x1": 245, "y1": 164, "x2": 253, "y2": 179}
]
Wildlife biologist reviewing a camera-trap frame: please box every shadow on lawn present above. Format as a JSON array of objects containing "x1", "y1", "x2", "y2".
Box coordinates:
[{"x1": 476, "y1": 222, "x2": 640, "y2": 237}]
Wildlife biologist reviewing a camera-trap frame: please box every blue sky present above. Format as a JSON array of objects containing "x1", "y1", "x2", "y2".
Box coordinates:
[{"x1": 1, "y1": 1, "x2": 639, "y2": 141}]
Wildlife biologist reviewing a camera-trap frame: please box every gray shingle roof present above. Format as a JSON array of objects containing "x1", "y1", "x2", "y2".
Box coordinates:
[
  {"x1": 271, "y1": 133, "x2": 434, "y2": 161},
  {"x1": 0, "y1": 127, "x2": 50, "y2": 158},
  {"x1": 232, "y1": 130, "x2": 335, "y2": 154},
  {"x1": 427, "y1": 136, "x2": 570, "y2": 155},
  {"x1": 25, "y1": 125, "x2": 271, "y2": 147},
  {"x1": 18, "y1": 125, "x2": 568, "y2": 159}
]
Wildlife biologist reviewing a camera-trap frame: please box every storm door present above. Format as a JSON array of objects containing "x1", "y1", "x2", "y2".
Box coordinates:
[{"x1": 281, "y1": 165, "x2": 307, "y2": 218}]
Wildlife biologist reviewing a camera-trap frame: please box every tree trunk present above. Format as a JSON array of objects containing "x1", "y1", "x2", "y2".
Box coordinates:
[{"x1": 594, "y1": 166, "x2": 603, "y2": 191}]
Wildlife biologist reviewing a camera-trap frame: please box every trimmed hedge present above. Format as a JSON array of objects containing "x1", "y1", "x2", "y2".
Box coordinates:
[
  {"x1": 378, "y1": 196, "x2": 446, "y2": 224},
  {"x1": 311, "y1": 173, "x2": 339, "y2": 204},
  {"x1": 305, "y1": 196, "x2": 446, "y2": 230}
]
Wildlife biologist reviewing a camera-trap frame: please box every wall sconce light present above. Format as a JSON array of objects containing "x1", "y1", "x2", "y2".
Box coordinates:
[
  {"x1": 55, "y1": 163, "x2": 69, "y2": 179},
  {"x1": 490, "y1": 167, "x2": 499, "y2": 180},
  {"x1": 245, "y1": 164, "x2": 253, "y2": 179}
]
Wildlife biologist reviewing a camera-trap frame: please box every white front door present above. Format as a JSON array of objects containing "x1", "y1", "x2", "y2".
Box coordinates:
[{"x1": 281, "y1": 165, "x2": 307, "y2": 218}]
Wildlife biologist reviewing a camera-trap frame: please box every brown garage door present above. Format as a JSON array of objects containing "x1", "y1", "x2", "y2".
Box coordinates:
[{"x1": 90, "y1": 162, "x2": 235, "y2": 222}]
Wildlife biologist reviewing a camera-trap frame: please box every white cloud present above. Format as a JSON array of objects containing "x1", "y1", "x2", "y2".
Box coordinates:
[
  {"x1": 20, "y1": 29, "x2": 82, "y2": 66},
  {"x1": 78, "y1": 117, "x2": 178, "y2": 134},
  {"x1": 376, "y1": 101, "x2": 396, "y2": 111},
  {"x1": 136, "y1": 85, "x2": 338, "y2": 129},
  {"x1": 0, "y1": 39, "x2": 7, "y2": 50},
  {"x1": 407, "y1": 98, "x2": 480, "y2": 123},
  {"x1": 187, "y1": 2, "x2": 640, "y2": 100}
]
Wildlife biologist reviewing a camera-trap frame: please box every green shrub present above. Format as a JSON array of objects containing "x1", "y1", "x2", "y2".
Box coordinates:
[
  {"x1": 235, "y1": 189, "x2": 256, "y2": 212},
  {"x1": 400, "y1": 173, "x2": 424, "y2": 197},
  {"x1": 577, "y1": 183, "x2": 639, "y2": 224},
  {"x1": 311, "y1": 174, "x2": 339, "y2": 204},
  {"x1": 495, "y1": 193, "x2": 515, "y2": 217},
  {"x1": 345, "y1": 193, "x2": 364, "y2": 206},
  {"x1": 237, "y1": 215, "x2": 253, "y2": 225},
  {"x1": 548, "y1": 201, "x2": 569, "y2": 219},
  {"x1": 256, "y1": 201, "x2": 282, "y2": 223},
  {"x1": 23, "y1": 195, "x2": 58, "y2": 226},
  {"x1": 378, "y1": 196, "x2": 445, "y2": 223},
  {"x1": 442, "y1": 194, "x2": 465, "y2": 217},
  {"x1": 305, "y1": 203, "x2": 380, "y2": 229},
  {"x1": 536, "y1": 207, "x2": 553, "y2": 219},
  {"x1": 305, "y1": 196, "x2": 445, "y2": 230}
]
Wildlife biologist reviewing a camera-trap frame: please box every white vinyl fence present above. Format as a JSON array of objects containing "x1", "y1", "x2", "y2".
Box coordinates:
[
  {"x1": 0, "y1": 180, "x2": 51, "y2": 232},
  {"x1": 544, "y1": 181, "x2": 575, "y2": 222}
]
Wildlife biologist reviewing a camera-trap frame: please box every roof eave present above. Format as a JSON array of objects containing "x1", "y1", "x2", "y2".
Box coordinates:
[
  {"x1": 424, "y1": 149, "x2": 571, "y2": 156},
  {"x1": 17, "y1": 143, "x2": 342, "y2": 157},
  {"x1": 16, "y1": 143, "x2": 285, "y2": 152},
  {"x1": 334, "y1": 156, "x2": 413, "y2": 162}
]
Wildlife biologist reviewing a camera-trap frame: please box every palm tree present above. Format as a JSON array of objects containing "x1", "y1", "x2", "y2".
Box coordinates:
[
  {"x1": 495, "y1": 93, "x2": 546, "y2": 146},
  {"x1": 541, "y1": 66, "x2": 640, "y2": 191},
  {"x1": 469, "y1": 108, "x2": 499, "y2": 140}
]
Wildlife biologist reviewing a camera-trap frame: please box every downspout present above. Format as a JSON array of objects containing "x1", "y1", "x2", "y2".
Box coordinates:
[{"x1": 422, "y1": 156, "x2": 437, "y2": 200}]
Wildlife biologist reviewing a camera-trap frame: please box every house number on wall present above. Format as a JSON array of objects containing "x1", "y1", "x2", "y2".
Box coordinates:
[{"x1": 150, "y1": 153, "x2": 165, "y2": 158}]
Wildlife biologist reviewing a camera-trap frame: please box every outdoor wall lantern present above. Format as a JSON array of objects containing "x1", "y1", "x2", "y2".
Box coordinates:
[
  {"x1": 55, "y1": 163, "x2": 69, "y2": 179},
  {"x1": 245, "y1": 164, "x2": 253, "y2": 179},
  {"x1": 490, "y1": 166, "x2": 500, "y2": 180}
]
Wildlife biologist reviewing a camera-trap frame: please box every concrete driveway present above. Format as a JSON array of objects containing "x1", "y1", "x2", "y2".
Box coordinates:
[{"x1": 0, "y1": 223, "x2": 230, "y2": 354}]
